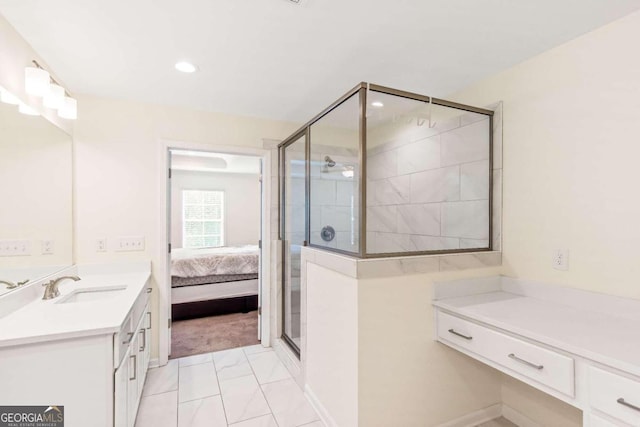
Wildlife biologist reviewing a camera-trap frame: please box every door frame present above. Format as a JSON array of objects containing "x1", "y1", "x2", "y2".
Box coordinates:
[{"x1": 157, "y1": 139, "x2": 272, "y2": 366}]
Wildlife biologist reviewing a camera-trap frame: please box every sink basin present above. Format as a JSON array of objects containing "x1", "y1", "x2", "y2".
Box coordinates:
[{"x1": 57, "y1": 286, "x2": 126, "y2": 303}]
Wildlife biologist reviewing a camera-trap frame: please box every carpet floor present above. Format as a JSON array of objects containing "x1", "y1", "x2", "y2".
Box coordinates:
[{"x1": 170, "y1": 310, "x2": 260, "y2": 359}]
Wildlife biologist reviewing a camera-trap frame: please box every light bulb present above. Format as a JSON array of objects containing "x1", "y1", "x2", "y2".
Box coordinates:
[
  {"x1": 25, "y1": 67, "x2": 50, "y2": 97},
  {"x1": 43, "y1": 83, "x2": 65, "y2": 110},
  {"x1": 18, "y1": 102, "x2": 39, "y2": 116},
  {"x1": 58, "y1": 96, "x2": 77, "y2": 120},
  {"x1": 0, "y1": 88, "x2": 21, "y2": 105}
]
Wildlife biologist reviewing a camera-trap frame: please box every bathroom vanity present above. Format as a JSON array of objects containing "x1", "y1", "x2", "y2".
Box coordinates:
[
  {"x1": 0, "y1": 262, "x2": 151, "y2": 427},
  {"x1": 433, "y1": 276, "x2": 640, "y2": 426}
]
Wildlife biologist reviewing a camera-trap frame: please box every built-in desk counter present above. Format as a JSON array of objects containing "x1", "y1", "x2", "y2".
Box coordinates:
[{"x1": 433, "y1": 276, "x2": 640, "y2": 427}]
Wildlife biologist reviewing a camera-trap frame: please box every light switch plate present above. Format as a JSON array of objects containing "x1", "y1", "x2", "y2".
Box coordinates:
[
  {"x1": 0, "y1": 240, "x2": 31, "y2": 257},
  {"x1": 116, "y1": 236, "x2": 145, "y2": 252}
]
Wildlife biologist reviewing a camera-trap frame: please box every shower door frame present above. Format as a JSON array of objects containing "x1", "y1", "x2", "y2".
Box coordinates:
[
  {"x1": 279, "y1": 128, "x2": 309, "y2": 357},
  {"x1": 277, "y1": 82, "x2": 496, "y2": 260}
]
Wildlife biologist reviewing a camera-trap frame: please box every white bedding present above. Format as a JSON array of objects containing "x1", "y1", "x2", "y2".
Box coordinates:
[{"x1": 171, "y1": 245, "x2": 259, "y2": 278}]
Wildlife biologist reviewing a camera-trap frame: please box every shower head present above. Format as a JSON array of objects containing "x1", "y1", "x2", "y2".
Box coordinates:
[{"x1": 324, "y1": 156, "x2": 336, "y2": 168}]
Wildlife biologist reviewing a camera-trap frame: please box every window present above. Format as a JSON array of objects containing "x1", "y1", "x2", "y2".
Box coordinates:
[{"x1": 182, "y1": 190, "x2": 224, "y2": 248}]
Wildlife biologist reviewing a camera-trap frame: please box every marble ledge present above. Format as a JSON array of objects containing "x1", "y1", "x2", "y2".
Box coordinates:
[{"x1": 301, "y1": 247, "x2": 501, "y2": 279}]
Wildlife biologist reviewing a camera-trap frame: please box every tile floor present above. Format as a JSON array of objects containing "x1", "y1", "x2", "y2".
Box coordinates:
[{"x1": 135, "y1": 344, "x2": 323, "y2": 427}]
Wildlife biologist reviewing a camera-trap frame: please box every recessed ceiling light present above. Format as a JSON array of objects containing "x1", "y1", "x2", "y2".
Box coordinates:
[
  {"x1": 371, "y1": 101, "x2": 384, "y2": 108},
  {"x1": 175, "y1": 61, "x2": 198, "y2": 73}
]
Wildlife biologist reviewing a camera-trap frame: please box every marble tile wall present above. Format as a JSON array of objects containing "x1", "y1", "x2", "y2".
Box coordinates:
[
  {"x1": 308, "y1": 149, "x2": 360, "y2": 253},
  {"x1": 367, "y1": 111, "x2": 494, "y2": 253}
]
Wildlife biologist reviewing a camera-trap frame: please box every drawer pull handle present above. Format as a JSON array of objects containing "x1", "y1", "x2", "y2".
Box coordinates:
[
  {"x1": 140, "y1": 329, "x2": 146, "y2": 352},
  {"x1": 508, "y1": 353, "x2": 544, "y2": 370},
  {"x1": 122, "y1": 332, "x2": 134, "y2": 345},
  {"x1": 617, "y1": 398, "x2": 640, "y2": 412},
  {"x1": 129, "y1": 355, "x2": 137, "y2": 381},
  {"x1": 448, "y1": 329, "x2": 473, "y2": 340}
]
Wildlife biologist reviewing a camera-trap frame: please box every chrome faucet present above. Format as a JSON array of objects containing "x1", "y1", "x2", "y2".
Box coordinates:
[
  {"x1": 42, "y1": 276, "x2": 81, "y2": 300},
  {"x1": 0, "y1": 279, "x2": 29, "y2": 289}
]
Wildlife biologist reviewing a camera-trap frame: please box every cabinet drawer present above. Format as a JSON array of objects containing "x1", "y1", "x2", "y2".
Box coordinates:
[
  {"x1": 437, "y1": 311, "x2": 575, "y2": 397},
  {"x1": 587, "y1": 413, "x2": 627, "y2": 427},
  {"x1": 590, "y1": 367, "x2": 640, "y2": 426}
]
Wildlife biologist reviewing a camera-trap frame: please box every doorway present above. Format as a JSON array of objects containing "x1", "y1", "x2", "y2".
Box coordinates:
[{"x1": 158, "y1": 142, "x2": 273, "y2": 365}]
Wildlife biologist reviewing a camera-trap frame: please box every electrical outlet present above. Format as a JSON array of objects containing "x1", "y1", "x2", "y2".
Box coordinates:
[
  {"x1": 41, "y1": 240, "x2": 54, "y2": 255},
  {"x1": 96, "y1": 238, "x2": 107, "y2": 252},
  {"x1": 0, "y1": 240, "x2": 31, "y2": 257},
  {"x1": 552, "y1": 249, "x2": 569, "y2": 271},
  {"x1": 116, "y1": 236, "x2": 145, "y2": 252}
]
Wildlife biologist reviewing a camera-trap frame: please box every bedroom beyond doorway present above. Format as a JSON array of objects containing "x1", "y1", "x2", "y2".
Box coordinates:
[{"x1": 167, "y1": 149, "x2": 263, "y2": 359}]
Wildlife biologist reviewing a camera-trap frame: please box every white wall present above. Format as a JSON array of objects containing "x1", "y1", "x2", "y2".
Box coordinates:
[
  {"x1": 170, "y1": 169, "x2": 261, "y2": 248},
  {"x1": 450, "y1": 9, "x2": 640, "y2": 425},
  {"x1": 357, "y1": 268, "x2": 504, "y2": 427},
  {"x1": 305, "y1": 263, "x2": 359, "y2": 427},
  {"x1": 74, "y1": 94, "x2": 298, "y2": 359}
]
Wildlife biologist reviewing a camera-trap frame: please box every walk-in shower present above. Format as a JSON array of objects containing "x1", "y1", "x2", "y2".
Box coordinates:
[{"x1": 279, "y1": 82, "x2": 494, "y2": 354}]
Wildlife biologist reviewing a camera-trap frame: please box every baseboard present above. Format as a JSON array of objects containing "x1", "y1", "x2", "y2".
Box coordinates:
[
  {"x1": 501, "y1": 404, "x2": 540, "y2": 427},
  {"x1": 304, "y1": 384, "x2": 338, "y2": 427},
  {"x1": 438, "y1": 403, "x2": 503, "y2": 427},
  {"x1": 273, "y1": 339, "x2": 303, "y2": 387},
  {"x1": 149, "y1": 358, "x2": 160, "y2": 369}
]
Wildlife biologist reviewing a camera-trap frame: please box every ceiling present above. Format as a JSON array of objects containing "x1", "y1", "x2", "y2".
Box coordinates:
[{"x1": 1, "y1": 0, "x2": 640, "y2": 124}]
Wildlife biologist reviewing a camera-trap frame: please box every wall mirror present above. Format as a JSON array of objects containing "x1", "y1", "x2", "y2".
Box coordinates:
[{"x1": 0, "y1": 91, "x2": 73, "y2": 297}]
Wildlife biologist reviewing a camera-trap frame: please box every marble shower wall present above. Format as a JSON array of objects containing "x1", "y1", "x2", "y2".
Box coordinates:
[
  {"x1": 366, "y1": 112, "x2": 492, "y2": 253},
  {"x1": 309, "y1": 146, "x2": 360, "y2": 253}
]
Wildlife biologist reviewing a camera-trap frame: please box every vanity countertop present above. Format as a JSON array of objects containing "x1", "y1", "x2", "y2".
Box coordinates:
[
  {"x1": 0, "y1": 263, "x2": 150, "y2": 349},
  {"x1": 433, "y1": 278, "x2": 640, "y2": 378}
]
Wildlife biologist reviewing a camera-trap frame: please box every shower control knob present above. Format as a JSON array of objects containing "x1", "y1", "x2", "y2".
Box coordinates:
[{"x1": 320, "y1": 226, "x2": 336, "y2": 242}]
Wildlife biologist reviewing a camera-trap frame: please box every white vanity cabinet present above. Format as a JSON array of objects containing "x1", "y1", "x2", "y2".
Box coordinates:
[
  {"x1": 114, "y1": 293, "x2": 152, "y2": 427},
  {"x1": 433, "y1": 276, "x2": 640, "y2": 427},
  {"x1": 0, "y1": 272, "x2": 152, "y2": 427}
]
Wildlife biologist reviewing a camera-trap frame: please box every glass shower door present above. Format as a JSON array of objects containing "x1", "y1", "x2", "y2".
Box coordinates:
[{"x1": 281, "y1": 132, "x2": 307, "y2": 355}]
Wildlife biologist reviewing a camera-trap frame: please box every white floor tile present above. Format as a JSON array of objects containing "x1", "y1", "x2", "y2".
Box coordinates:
[
  {"x1": 178, "y1": 352, "x2": 213, "y2": 367},
  {"x1": 213, "y1": 348, "x2": 254, "y2": 381},
  {"x1": 298, "y1": 422, "x2": 325, "y2": 427},
  {"x1": 247, "y1": 350, "x2": 292, "y2": 384},
  {"x1": 229, "y1": 414, "x2": 279, "y2": 427},
  {"x1": 219, "y1": 374, "x2": 271, "y2": 424},
  {"x1": 243, "y1": 344, "x2": 272, "y2": 356},
  {"x1": 178, "y1": 395, "x2": 227, "y2": 427},
  {"x1": 178, "y1": 362, "x2": 220, "y2": 403},
  {"x1": 135, "y1": 391, "x2": 178, "y2": 427},
  {"x1": 261, "y1": 379, "x2": 319, "y2": 427},
  {"x1": 143, "y1": 359, "x2": 179, "y2": 397}
]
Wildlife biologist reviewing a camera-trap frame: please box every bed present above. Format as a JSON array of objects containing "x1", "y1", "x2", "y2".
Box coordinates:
[{"x1": 171, "y1": 245, "x2": 260, "y2": 319}]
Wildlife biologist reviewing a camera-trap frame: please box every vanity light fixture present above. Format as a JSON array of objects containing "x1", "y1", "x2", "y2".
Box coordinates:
[
  {"x1": 175, "y1": 61, "x2": 198, "y2": 73},
  {"x1": 0, "y1": 87, "x2": 20, "y2": 105},
  {"x1": 43, "y1": 83, "x2": 65, "y2": 110},
  {"x1": 18, "y1": 102, "x2": 39, "y2": 116},
  {"x1": 58, "y1": 96, "x2": 78, "y2": 120},
  {"x1": 371, "y1": 101, "x2": 384, "y2": 108},
  {"x1": 23, "y1": 60, "x2": 77, "y2": 120},
  {"x1": 25, "y1": 66, "x2": 50, "y2": 97}
]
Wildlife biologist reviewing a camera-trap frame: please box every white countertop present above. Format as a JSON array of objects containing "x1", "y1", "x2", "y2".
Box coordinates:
[
  {"x1": 433, "y1": 282, "x2": 640, "y2": 378},
  {"x1": 0, "y1": 263, "x2": 150, "y2": 349}
]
